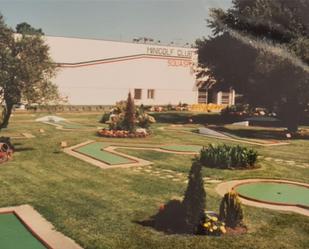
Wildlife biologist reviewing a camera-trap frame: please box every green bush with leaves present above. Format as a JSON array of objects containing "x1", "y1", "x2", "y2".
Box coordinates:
[
  {"x1": 200, "y1": 144, "x2": 258, "y2": 169},
  {"x1": 219, "y1": 191, "x2": 244, "y2": 228},
  {"x1": 183, "y1": 160, "x2": 206, "y2": 234}
]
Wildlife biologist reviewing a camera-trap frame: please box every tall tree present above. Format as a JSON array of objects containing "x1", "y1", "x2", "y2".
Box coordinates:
[
  {"x1": 16, "y1": 22, "x2": 44, "y2": 35},
  {"x1": 209, "y1": 0, "x2": 309, "y2": 64},
  {"x1": 0, "y1": 15, "x2": 59, "y2": 128},
  {"x1": 197, "y1": 0, "x2": 309, "y2": 132}
]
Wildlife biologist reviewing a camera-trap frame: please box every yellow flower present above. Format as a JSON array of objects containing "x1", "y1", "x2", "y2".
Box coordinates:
[
  {"x1": 211, "y1": 216, "x2": 218, "y2": 222},
  {"x1": 213, "y1": 225, "x2": 217, "y2": 230},
  {"x1": 203, "y1": 223, "x2": 209, "y2": 228},
  {"x1": 220, "y1": 226, "x2": 226, "y2": 234}
]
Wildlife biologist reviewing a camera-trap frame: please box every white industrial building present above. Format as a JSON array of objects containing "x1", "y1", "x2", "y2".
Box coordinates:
[{"x1": 45, "y1": 36, "x2": 235, "y2": 106}]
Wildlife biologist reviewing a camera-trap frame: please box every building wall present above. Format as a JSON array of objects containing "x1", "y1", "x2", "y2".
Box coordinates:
[{"x1": 45, "y1": 36, "x2": 197, "y2": 105}]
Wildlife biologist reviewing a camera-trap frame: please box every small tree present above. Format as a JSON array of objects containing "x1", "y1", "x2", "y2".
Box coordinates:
[
  {"x1": 0, "y1": 15, "x2": 59, "y2": 129},
  {"x1": 122, "y1": 92, "x2": 136, "y2": 132},
  {"x1": 219, "y1": 191, "x2": 244, "y2": 228},
  {"x1": 182, "y1": 159, "x2": 206, "y2": 233}
]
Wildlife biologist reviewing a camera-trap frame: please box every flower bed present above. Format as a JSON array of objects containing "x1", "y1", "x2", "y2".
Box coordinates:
[{"x1": 97, "y1": 129, "x2": 149, "y2": 138}]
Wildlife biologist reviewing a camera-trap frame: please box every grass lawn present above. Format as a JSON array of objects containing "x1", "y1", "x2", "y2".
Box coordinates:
[{"x1": 0, "y1": 112, "x2": 308, "y2": 249}]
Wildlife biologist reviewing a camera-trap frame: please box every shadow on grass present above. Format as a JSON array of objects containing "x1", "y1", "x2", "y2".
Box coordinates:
[
  {"x1": 212, "y1": 126, "x2": 287, "y2": 140},
  {"x1": 150, "y1": 112, "x2": 224, "y2": 125},
  {"x1": 14, "y1": 147, "x2": 35, "y2": 152},
  {"x1": 212, "y1": 126, "x2": 309, "y2": 140},
  {"x1": 134, "y1": 199, "x2": 190, "y2": 235}
]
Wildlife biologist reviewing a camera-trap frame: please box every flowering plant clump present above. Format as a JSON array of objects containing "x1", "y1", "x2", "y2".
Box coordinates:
[
  {"x1": 198, "y1": 214, "x2": 226, "y2": 236},
  {"x1": 99, "y1": 94, "x2": 156, "y2": 136},
  {"x1": 97, "y1": 128, "x2": 149, "y2": 138}
]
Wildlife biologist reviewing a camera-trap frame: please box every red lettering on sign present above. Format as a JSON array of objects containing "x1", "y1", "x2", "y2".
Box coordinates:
[{"x1": 168, "y1": 59, "x2": 192, "y2": 67}]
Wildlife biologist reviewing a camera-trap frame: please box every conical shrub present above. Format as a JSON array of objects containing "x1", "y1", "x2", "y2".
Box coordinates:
[
  {"x1": 122, "y1": 92, "x2": 136, "y2": 132},
  {"x1": 182, "y1": 159, "x2": 206, "y2": 233}
]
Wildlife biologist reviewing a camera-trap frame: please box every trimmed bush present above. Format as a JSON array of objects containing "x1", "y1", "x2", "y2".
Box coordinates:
[
  {"x1": 183, "y1": 160, "x2": 206, "y2": 233},
  {"x1": 122, "y1": 92, "x2": 136, "y2": 132},
  {"x1": 200, "y1": 144, "x2": 258, "y2": 169},
  {"x1": 219, "y1": 191, "x2": 244, "y2": 228}
]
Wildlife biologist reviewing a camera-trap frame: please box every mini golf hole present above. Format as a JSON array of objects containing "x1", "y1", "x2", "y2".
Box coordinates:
[{"x1": 234, "y1": 181, "x2": 309, "y2": 208}]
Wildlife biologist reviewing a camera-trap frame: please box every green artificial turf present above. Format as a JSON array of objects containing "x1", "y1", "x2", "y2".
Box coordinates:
[
  {"x1": 74, "y1": 142, "x2": 135, "y2": 165},
  {"x1": 160, "y1": 145, "x2": 202, "y2": 153},
  {"x1": 0, "y1": 213, "x2": 47, "y2": 249},
  {"x1": 235, "y1": 182, "x2": 309, "y2": 207}
]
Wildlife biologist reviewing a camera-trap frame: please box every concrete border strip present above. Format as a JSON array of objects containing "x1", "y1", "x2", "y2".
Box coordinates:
[
  {"x1": 64, "y1": 140, "x2": 152, "y2": 169},
  {"x1": 64, "y1": 141, "x2": 200, "y2": 169}
]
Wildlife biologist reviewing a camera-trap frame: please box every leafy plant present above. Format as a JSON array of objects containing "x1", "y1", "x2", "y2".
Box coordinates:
[
  {"x1": 99, "y1": 113, "x2": 110, "y2": 123},
  {"x1": 137, "y1": 113, "x2": 156, "y2": 128},
  {"x1": 219, "y1": 191, "x2": 244, "y2": 228},
  {"x1": 200, "y1": 144, "x2": 258, "y2": 169}
]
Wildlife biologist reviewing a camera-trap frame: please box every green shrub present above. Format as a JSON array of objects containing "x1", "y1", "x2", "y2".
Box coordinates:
[
  {"x1": 200, "y1": 144, "x2": 258, "y2": 169},
  {"x1": 183, "y1": 160, "x2": 206, "y2": 233},
  {"x1": 219, "y1": 191, "x2": 244, "y2": 228},
  {"x1": 137, "y1": 113, "x2": 156, "y2": 128},
  {"x1": 122, "y1": 92, "x2": 136, "y2": 132},
  {"x1": 100, "y1": 113, "x2": 110, "y2": 123}
]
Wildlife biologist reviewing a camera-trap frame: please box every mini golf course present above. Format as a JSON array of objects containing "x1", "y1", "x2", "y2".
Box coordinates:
[
  {"x1": 0, "y1": 213, "x2": 48, "y2": 249},
  {"x1": 67, "y1": 141, "x2": 202, "y2": 169},
  {"x1": 163, "y1": 125, "x2": 289, "y2": 146},
  {"x1": 0, "y1": 205, "x2": 83, "y2": 249},
  {"x1": 216, "y1": 179, "x2": 309, "y2": 216},
  {"x1": 74, "y1": 142, "x2": 136, "y2": 165},
  {"x1": 234, "y1": 181, "x2": 309, "y2": 208}
]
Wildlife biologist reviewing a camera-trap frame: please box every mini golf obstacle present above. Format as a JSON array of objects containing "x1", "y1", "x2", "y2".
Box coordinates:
[
  {"x1": 198, "y1": 127, "x2": 289, "y2": 146},
  {"x1": 216, "y1": 179, "x2": 309, "y2": 216},
  {"x1": 160, "y1": 125, "x2": 289, "y2": 146},
  {"x1": 64, "y1": 141, "x2": 202, "y2": 169},
  {"x1": 0, "y1": 205, "x2": 83, "y2": 249},
  {"x1": 36, "y1": 116, "x2": 93, "y2": 131}
]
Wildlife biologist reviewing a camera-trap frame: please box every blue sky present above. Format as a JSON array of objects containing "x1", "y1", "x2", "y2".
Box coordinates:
[{"x1": 0, "y1": 0, "x2": 232, "y2": 45}]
